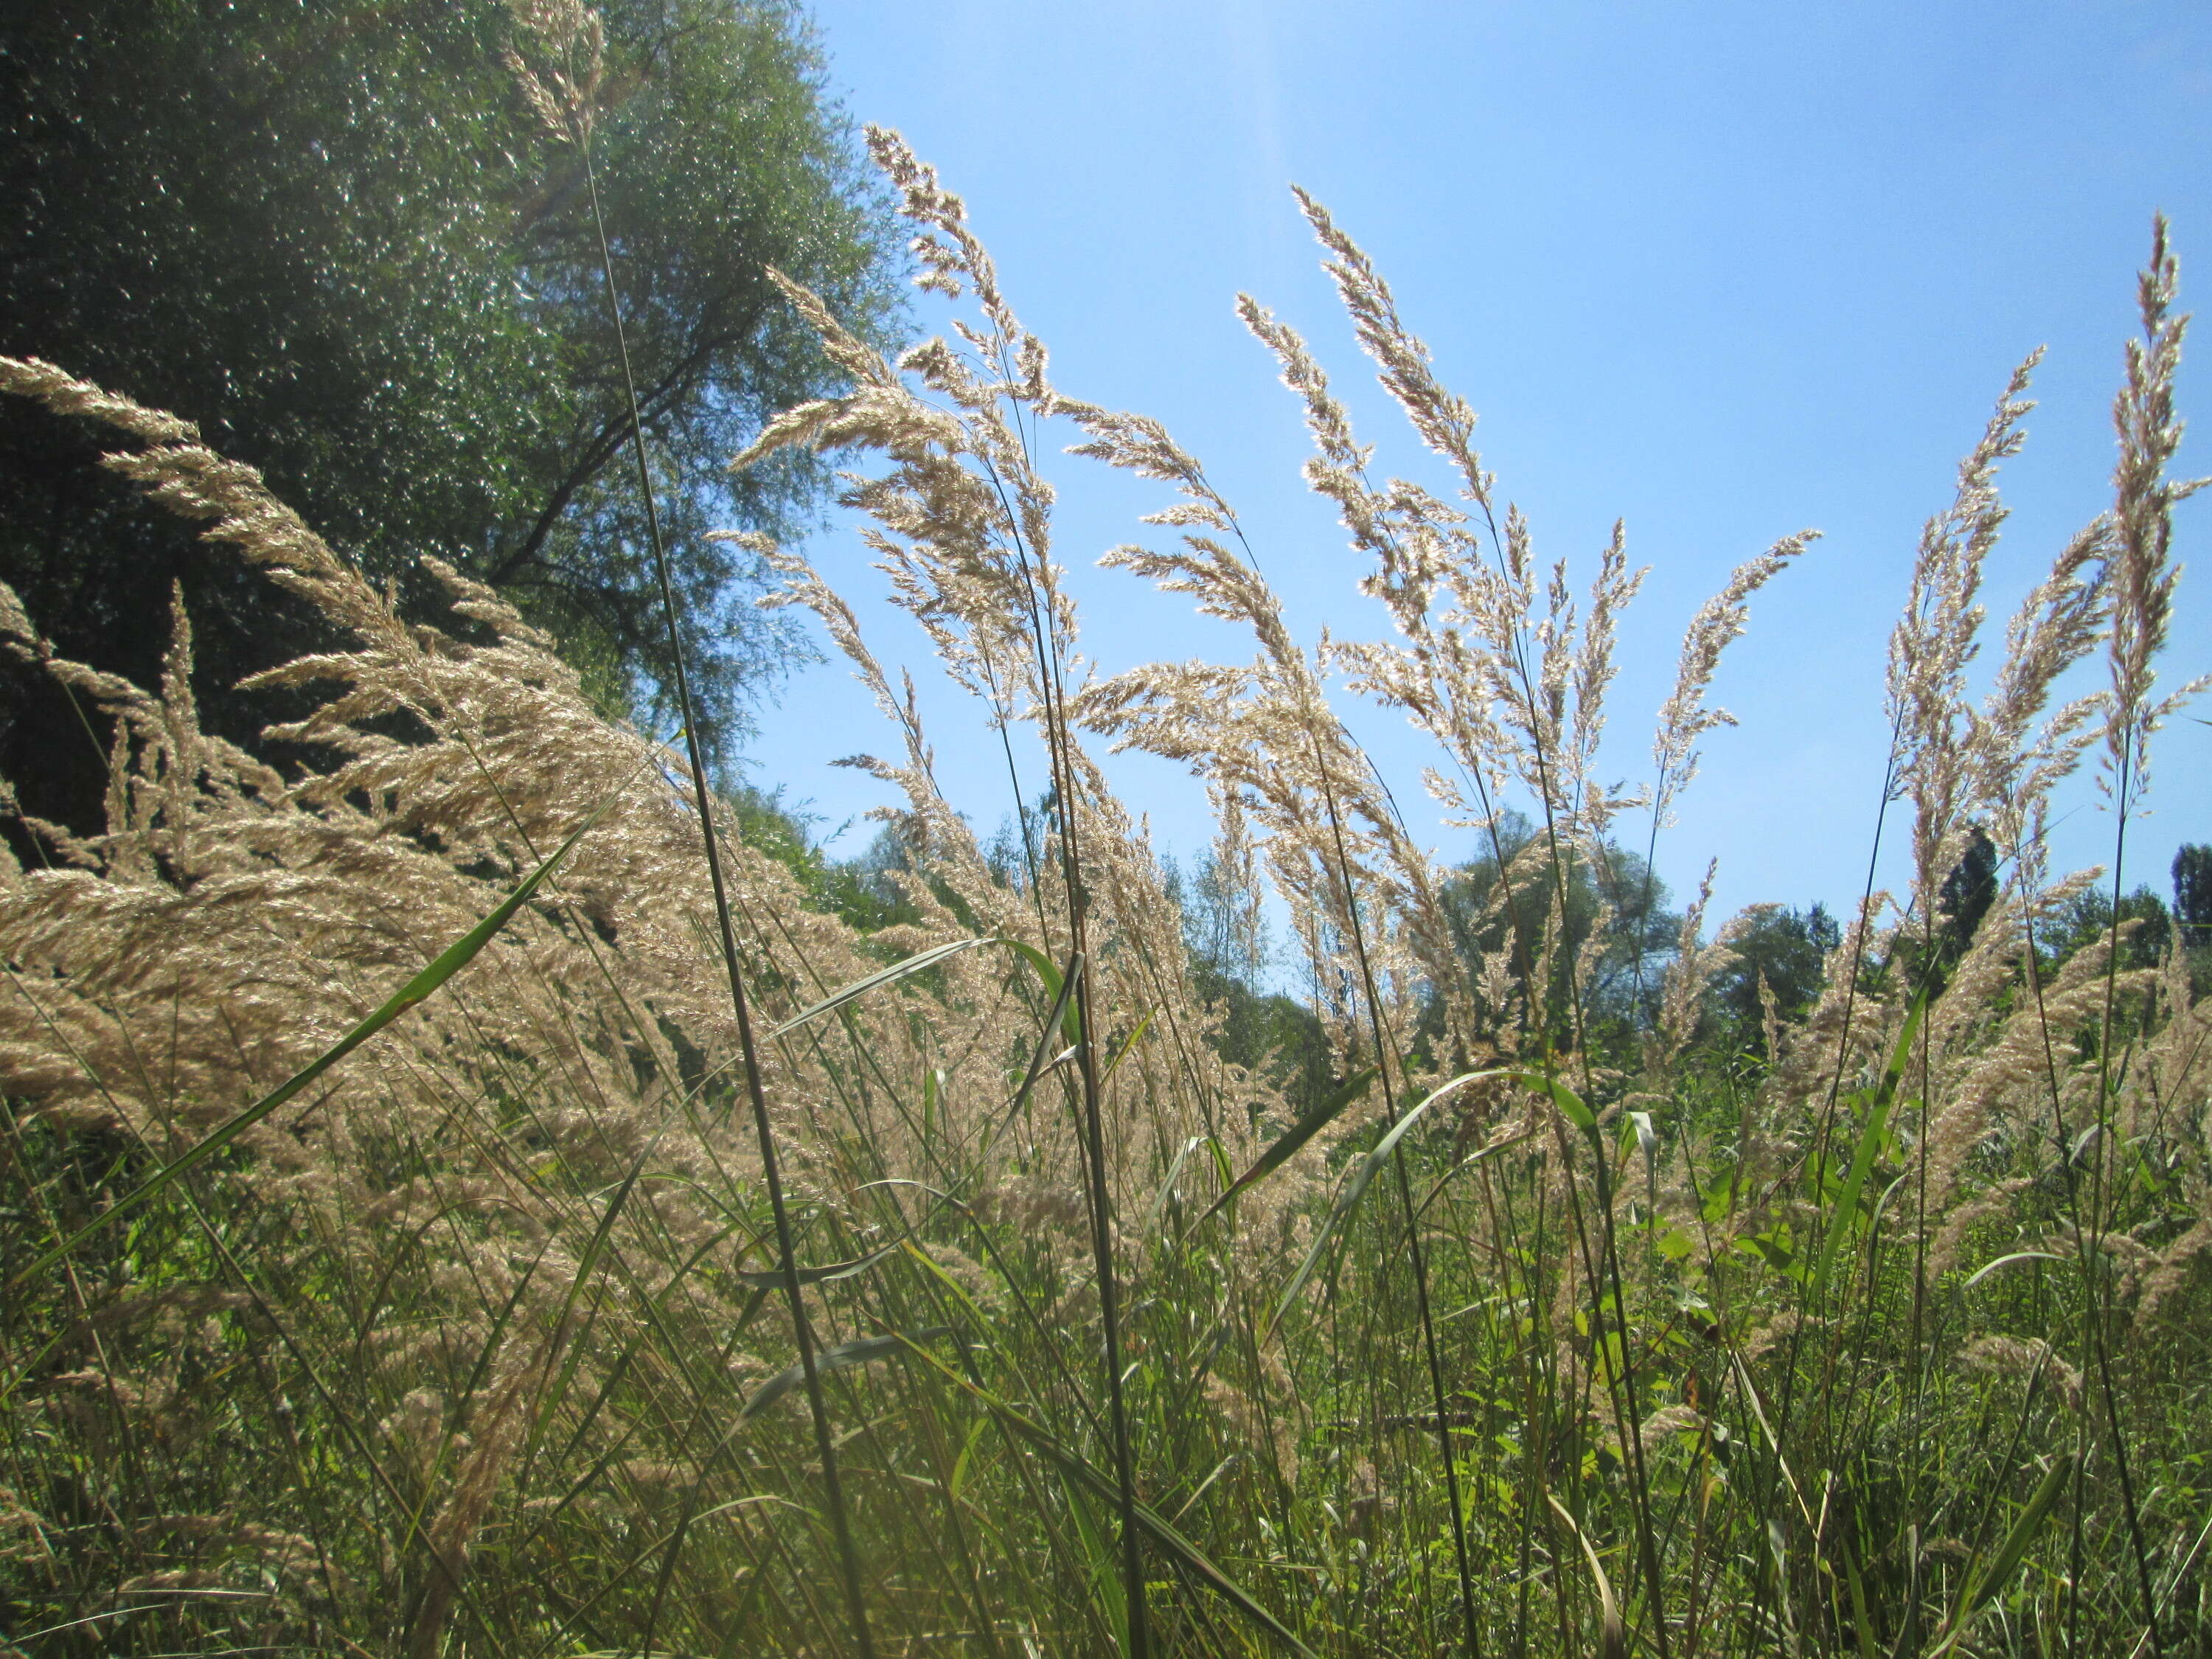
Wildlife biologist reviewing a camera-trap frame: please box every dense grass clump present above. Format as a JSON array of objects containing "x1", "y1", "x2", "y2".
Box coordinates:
[{"x1": 1, "y1": 29, "x2": 2208, "y2": 1655}]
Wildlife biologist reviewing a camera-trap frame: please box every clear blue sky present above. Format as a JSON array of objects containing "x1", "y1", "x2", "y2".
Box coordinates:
[{"x1": 739, "y1": 0, "x2": 2212, "y2": 929}]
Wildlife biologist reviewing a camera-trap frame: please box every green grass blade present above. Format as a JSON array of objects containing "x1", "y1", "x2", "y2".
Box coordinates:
[
  {"x1": 1961, "y1": 1250, "x2": 2065, "y2": 1291},
  {"x1": 764, "y1": 936, "x2": 995, "y2": 1039},
  {"x1": 1972, "y1": 1453, "x2": 2076, "y2": 1611},
  {"x1": 9, "y1": 796, "x2": 616, "y2": 1291},
  {"x1": 1063, "y1": 1472, "x2": 1131, "y2": 1654},
  {"x1": 894, "y1": 1338, "x2": 1321, "y2": 1659},
  {"x1": 1933, "y1": 1453, "x2": 2076, "y2": 1655},
  {"x1": 1145, "y1": 1135, "x2": 1206, "y2": 1239},
  {"x1": 1404, "y1": 1122, "x2": 1544, "y2": 1233},
  {"x1": 738, "y1": 1326, "x2": 954, "y2": 1425},
  {"x1": 970, "y1": 946, "x2": 1082, "y2": 1169},
  {"x1": 1546, "y1": 1493, "x2": 1626, "y2": 1659},
  {"x1": 1188, "y1": 1067, "x2": 1378, "y2": 1231},
  {"x1": 1806, "y1": 1094, "x2": 1890, "y2": 1307},
  {"x1": 1265, "y1": 1068, "x2": 1509, "y2": 1340},
  {"x1": 1098, "y1": 1007, "x2": 1154, "y2": 1082},
  {"x1": 734, "y1": 1242, "x2": 901, "y2": 1290},
  {"x1": 1806, "y1": 989, "x2": 1927, "y2": 1307},
  {"x1": 1843, "y1": 1536, "x2": 1879, "y2": 1659},
  {"x1": 1508, "y1": 1065, "x2": 1596, "y2": 1133},
  {"x1": 1877, "y1": 987, "x2": 1932, "y2": 1102},
  {"x1": 1001, "y1": 937, "x2": 1084, "y2": 1048}
]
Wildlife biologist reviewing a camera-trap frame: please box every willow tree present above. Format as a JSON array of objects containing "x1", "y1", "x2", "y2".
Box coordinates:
[{"x1": 0, "y1": 0, "x2": 902, "y2": 827}]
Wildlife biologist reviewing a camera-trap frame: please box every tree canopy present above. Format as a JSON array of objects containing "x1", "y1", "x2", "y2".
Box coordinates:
[
  {"x1": 1704, "y1": 901, "x2": 1840, "y2": 1056},
  {"x1": 1436, "y1": 813, "x2": 1680, "y2": 1050},
  {"x1": 0, "y1": 0, "x2": 902, "y2": 829},
  {"x1": 2174, "y1": 844, "x2": 2212, "y2": 950}
]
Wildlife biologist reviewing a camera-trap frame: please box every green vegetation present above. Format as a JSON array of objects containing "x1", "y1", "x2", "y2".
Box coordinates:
[
  {"x1": 0, "y1": 37, "x2": 2208, "y2": 1659},
  {"x1": 0, "y1": 0, "x2": 902, "y2": 832}
]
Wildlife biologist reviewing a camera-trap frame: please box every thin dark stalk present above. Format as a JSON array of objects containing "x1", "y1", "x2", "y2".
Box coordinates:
[
  {"x1": 1628, "y1": 769, "x2": 1670, "y2": 1026},
  {"x1": 1766, "y1": 740, "x2": 1899, "y2": 1455},
  {"x1": 580, "y1": 140, "x2": 877, "y2": 1659},
  {"x1": 2014, "y1": 864, "x2": 2107, "y2": 1659}
]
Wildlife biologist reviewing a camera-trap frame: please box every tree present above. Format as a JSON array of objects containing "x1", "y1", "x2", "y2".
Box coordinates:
[
  {"x1": 1705, "y1": 902, "x2": 1840, "y2": 1056},
  {"x1": 1166, "y1": 849, "x2": 1336, "y2": 1113},
  {"x1": 1936, "y1": 825, "x2": 2000, "y2": 959},
  {"x1": 1888, "y1": 822, "x2": 2000, "y2": 998},
  {"x1": 0, "y1": 0, "x2": 902, "y2": 830},
  {"x1": 1435, "y1": 811, "x2": 1680, "y2": 1051},
  {"x1": 2042, "y1": 884, "x2": 2172, "y2": 974},
  {"x1": 2174, "y1": 844, "x2": 2212, "y2": 950}
]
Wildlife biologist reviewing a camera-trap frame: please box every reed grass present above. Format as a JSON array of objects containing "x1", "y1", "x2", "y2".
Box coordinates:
[{"x1": 1, "y1": 65, "x2": 2209, "y2": 1659}]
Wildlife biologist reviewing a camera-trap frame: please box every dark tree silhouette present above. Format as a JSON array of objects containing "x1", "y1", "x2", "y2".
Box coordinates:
[{"x1": 2174, "y1": 843, "x2": 2212, "y2": 950}]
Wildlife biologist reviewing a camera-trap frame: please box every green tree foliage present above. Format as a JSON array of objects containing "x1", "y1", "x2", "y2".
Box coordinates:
[
  {"x1": 2043, "y1": 882, "x2": 2174, "y2": 973},
  {"x1": 1705, "y1": 900, "x2": 1840, "y2": 1055},
  {"x1": 1886, "y1": 823, "x2": 2002, "y2": 1001},
  {"x1": 2174, "y1": 842, "x2": 2212, "y2": 950},
  {"x1": 1936, "y1": 824, "x2": 2000, "y2": 959},
  {"x1": 726, "y1": 787, "x2": 925, "y2": 934},
  {"x1": 1436, "y1": 811, "x2": 1679, "y2": 1051},
  {"x1": 1165, "y1": 850, "x2": 1335, "y2": 1113},
  {"x1": 0, "y1": 0, "x2": 902, "y2": 830}
]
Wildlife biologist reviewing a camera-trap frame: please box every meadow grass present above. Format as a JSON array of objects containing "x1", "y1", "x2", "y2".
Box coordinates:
[{"x1": 0, "y1": 35, "x2": 2209, "y2": 1655}]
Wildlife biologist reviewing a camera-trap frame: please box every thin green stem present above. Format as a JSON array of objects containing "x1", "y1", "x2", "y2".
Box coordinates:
[{"x1": 580, "y1": 132, "x2": 877, "y2": 1659}]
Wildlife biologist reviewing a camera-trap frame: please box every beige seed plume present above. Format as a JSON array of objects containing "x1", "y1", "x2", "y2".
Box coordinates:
[
  {"x1": 1652, "y1": 532, "x2": 1815, "y2": 827},
  {"x1": 2104, "y1": 215, "x2": 2209, "y2": 812},
  {"x1": 500, "y1": 0, "x2": 605, "y2": 142}
]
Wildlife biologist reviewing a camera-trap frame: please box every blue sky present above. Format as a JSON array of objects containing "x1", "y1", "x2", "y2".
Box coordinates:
[{"x1": 740, "y1": 0, "x2": 2212, "y2": 928}]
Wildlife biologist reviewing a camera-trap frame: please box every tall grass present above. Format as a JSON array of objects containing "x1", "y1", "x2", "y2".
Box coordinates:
[{"x1": 1, "y1": 72, "x2": 2209, "y2": 1659}]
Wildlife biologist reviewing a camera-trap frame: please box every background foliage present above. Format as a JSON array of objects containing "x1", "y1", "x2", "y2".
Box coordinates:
[{"x1": 0, "y1": 0, "x2": 902, "y2": 832}]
